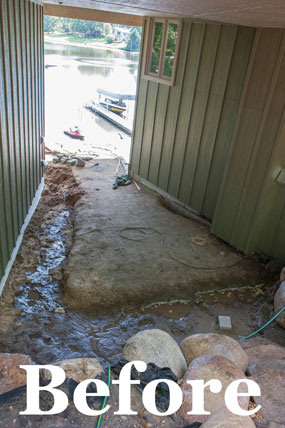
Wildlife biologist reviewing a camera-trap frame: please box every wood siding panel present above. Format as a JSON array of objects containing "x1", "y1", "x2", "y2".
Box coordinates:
[
  {"x1": 202, "y1": 26, "x2": 256, "y2": 218},
  {"x1": 131, "y1": 18, "x2": 253, "y2": 218},
  {"x1": 212, "y1": 29, "x2": 285, "y2": 256},
  {"x1": 157, "y1": 21, "x2": 191, "y2": 192},
  {"x1": 0, "y1": 0, "x2": 44, "y2": 284},
  {"x1": 148, "y1": 84, "x2": 169, "y2": 185},
  {"x1": 139, "y1": 81, "x2": 159, "y2": 179}
]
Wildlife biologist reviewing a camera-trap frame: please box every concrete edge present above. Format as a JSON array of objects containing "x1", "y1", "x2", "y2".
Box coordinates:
[
  {"x1": 0, "y1": 177, "x2": 45, "y2": 295},
  {"x1": 133, "y1": 173, "x2": 211, "y2": 227}
]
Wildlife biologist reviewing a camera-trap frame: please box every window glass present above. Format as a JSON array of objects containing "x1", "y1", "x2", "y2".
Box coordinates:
[
  {"x1": 163, "y1": 22, "x2": 179, "y2": 78},
  {"x1": 150, "y1": 21, "x2": 164, "y2": 75}
]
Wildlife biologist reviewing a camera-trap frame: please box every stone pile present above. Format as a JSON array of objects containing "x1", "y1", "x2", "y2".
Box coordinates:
[{"x1": 1, "y1": 266, "x2": 284, "y2": 427}]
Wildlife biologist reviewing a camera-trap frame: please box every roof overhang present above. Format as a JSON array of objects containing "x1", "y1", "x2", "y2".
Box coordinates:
[{"x1": 43, "y1": 0, "x2": 285, "y2": 28}]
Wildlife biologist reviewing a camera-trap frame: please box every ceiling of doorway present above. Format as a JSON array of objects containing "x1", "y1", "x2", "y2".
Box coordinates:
[{"x1": 43, "y1": 0, "x2": 285, "y2": 28}]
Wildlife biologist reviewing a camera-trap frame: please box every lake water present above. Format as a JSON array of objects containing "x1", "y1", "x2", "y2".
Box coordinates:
[{"x1": 44, "y1": 41, "x2": 140, "y2": 161}]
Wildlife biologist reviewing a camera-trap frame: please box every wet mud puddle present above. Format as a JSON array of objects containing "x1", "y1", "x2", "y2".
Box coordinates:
[
  {"x1": 0, "y1": 204, "x2": 282, "y2": 367},
  {"x1": 15, "y1": 210, "x2": 69, "y2": 315}
]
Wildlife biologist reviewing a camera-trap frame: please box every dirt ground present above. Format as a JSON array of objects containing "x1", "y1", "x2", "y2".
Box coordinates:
[
  {"x1": 0, "y1": 162, "x2": 284, "y2": 427},
  {"x1": 63, "y1": 158, "x2": 269, "y2": 311},
  {"x1": 0, "y1": 161, "x2": 283, "y2": 361}
]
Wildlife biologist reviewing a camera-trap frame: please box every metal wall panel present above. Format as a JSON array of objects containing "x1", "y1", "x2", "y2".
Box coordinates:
[
  {"x1": 0, "y1": 0, "x2": 44, "y2": 283},
  {"x1": 131, "y1": 19, "x2": 256, "y2": 220}
]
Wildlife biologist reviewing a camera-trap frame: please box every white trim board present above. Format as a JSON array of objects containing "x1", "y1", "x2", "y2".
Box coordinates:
[
  {"x1": 133, "y1": 173, "x2": 211, "y2": 227},
  {"x1": 0, "y1": 177, "x2": 45, "y2": 295}
]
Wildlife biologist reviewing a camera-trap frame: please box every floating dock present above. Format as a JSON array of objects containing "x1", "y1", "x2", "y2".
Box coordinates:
[{"x1": 85, "y1": 102, "x2": 133, "y2": 136}]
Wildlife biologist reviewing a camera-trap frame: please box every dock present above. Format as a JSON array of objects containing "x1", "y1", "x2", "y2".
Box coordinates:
[{"x1": 85, "y1": 102, "x2": 133, "y2": 136}]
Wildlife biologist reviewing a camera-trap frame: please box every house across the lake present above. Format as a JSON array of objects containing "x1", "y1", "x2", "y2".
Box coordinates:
[
  {"x1": 112, "y1": 26, "x2": 131, "y2": 41},
  {"x1": 0, "y1": 0, "x2": 284, "y2": 292}
]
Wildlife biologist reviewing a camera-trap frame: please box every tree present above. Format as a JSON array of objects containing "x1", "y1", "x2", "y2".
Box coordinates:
[
  {"x1": 44, "y1": 16, "x2": 57, "y2": 33},
  {"x1": 106, "y1": 34, "x2": 115, "y2": 44},
  {"x1": 125, "y1": 27, "x2": 141, "y2": 52}
]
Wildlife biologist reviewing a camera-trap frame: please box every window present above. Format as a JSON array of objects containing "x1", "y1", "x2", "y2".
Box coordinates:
[{"x1": 142, "y1": 18, "x2": 182, "y2": 86}]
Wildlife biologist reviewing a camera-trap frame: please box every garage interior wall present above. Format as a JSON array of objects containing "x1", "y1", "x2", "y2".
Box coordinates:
[
  {"x1": 0, "y1": 0, "x2": 44, "y2": 286},
  {"x1": 131, "y1": 18, "x2": 285, "y2": 261}
]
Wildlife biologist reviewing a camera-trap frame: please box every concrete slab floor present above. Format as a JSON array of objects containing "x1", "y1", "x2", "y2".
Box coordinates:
[{"x1": 63, "y1": 158, "x2": 265, "y2": 311}]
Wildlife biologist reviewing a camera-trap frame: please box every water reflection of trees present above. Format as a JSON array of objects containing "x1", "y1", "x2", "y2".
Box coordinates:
[{"x1": 77, "y1": 65, "x2": 112, "y2": 77}]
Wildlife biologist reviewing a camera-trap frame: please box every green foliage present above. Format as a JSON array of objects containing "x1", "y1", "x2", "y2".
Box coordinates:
[
  {"x1": 163, "y1": 23, "x2": 178, "y2": 77},
  {"x1": 44, "y1": 16, "x2": 111, "y2": 38},
  {"x1": 125, "y1": 27, "x2": 141, "y2": 52},
  {"x1": 106, "y1": 34, "x2": 116, "y2": 44},
  {"x1": 150, "y1": 22, "x2": 164, "y2": 73},
  {"x1": 44, "y1": 17, "x2": 141, "y2": 50},
  {"x1": 44, "y1": 16, "x2": 58, "y2": 33}
]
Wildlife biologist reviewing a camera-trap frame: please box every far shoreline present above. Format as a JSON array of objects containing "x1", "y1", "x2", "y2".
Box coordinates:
[{"x1": 44, "y1": 34, "x2": 140, "y2": 55}]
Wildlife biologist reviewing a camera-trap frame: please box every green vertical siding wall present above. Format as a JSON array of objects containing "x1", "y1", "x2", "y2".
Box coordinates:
[
  {"x1": 212, "y1": 28, "x2": 285, "y2": 260},
  {"x1": 131, "y1": 19, "x2": 285, "y2": 260},
  {"x1": 0, "y1": 0, "x2": 44, "y2": 284},
  {"x1": 131, "y1": 19, "x2": 256, "y2": 219}
]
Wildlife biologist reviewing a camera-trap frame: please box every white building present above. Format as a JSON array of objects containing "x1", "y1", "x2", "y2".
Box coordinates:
[{"x1": 112, "y1": 26, "x2": 131, "y2": 41}]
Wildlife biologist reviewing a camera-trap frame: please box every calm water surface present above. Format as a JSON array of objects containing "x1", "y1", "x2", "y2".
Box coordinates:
[{"x1": 44, "y1": 41, "x2": 139, "y2": 160}]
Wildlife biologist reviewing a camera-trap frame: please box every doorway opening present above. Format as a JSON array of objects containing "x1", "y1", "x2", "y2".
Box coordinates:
[{"x1": 44, "y1": 15, "x2": 142, "y2": 165}]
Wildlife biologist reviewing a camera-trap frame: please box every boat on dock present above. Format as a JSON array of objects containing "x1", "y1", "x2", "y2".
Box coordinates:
[{"x1": 85, "y1": 89, "x2": 136, "y2": 136}]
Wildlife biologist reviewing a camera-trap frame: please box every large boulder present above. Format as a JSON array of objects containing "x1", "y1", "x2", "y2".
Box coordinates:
[
  {"x1": 41, "y1": 358, "x2": 104, "y2": 383},
  {"x1": 240, "y1": 337, "x2": 277, "y2": 350},
  {"x1": 274, "y1": 281, "x2": 285, "y2": 328},
  {"x1": 122, "y1": 329, "x2": 187, "y2": 378},
  {"x1": 201, "y1": 408, "x2": 255, "y2": 427},
  {"x1": 249, "y1": 368, "x2": 285, "y2": 426},
  {"x1": 180, "y1": 333, "x2": 248, "y2": 372},
  {"x1": 246, "y1": 344, "x2": 285, "y2": 367},
  {"x1": 179, "y1": 355, "x2": 249, "y2": 425},
  {"x1": 248, "y1": 359, "x2": 285, "y2": 376},
  {"x1": 0, "y1": 353, "x2": 32, "y2": 395}
]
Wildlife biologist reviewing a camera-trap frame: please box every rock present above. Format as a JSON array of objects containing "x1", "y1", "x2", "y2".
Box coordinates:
[
  {"x1": 248, "y1": 359, "x2": 285, "y2": 376},
  {"x1": 274, "y1": 281, "x2": 285, "y2": 328},
  {"x1": 180, "y1": 333, "x2": 248, "y2": 372},
  {"x1": 122, "y1": 329, "x2": 187, "y2": 378},
  {"x1": 41, "y1": 358, "x2": 104, "y2": 383},
  {"x1": 179, "y1": 355, "x2": 249, "y2": 425},
  {"x1": 280, "y1": 267, "x2": 285, "y2": 282},
  {"x1": 67, "y1": 159, "x2": 76, "y2": 166},
  {"x1": 240, "y1": 337, "x2": 277, "y2": 350},
  {"x1": 201, "y1": 408, "x2": 255, "y2": 427},
  {"x1": 75, "y1": 157, "x2": 85, "y2": 168},
  {"x1": 54, "y1": 307, "x2": 65, "y2": 314},
  {"x1": 249, "y1": 369, "x2": 285, "y2": 426},
  {"x1": 269, "y1": 423, "x2": 285, "y2": 428},
  {"x1": 246, "y1": 344, "x2": 285, "y2": 367},
  {"x1": 0, "y1": 353, "x2": 32, "y2": 394}
]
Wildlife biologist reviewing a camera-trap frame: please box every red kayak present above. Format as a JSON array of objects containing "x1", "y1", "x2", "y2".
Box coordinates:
[{"x1": 64, "y1": 128, "x2": 85, "y2": 140}]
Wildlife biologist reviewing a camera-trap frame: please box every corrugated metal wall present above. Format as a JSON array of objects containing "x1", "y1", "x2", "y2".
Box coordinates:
[
  {"x1": 131, "y1": 19, "x2": 256, "y2": 219},
  {"x1": 212, "y1": 28, "x2": 285, "y2": 260},
  {"x1": 0, "y1": 0, "x2": 44, "y2": 283}
]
